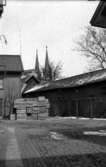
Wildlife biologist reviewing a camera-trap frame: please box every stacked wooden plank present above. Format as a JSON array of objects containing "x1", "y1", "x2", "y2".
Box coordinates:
[
  {"x1": 14, "y1": 99, "x2": 27, "y2": 120},
  {"x1": 14, "y1": 97, "x2": 50, "y2": 120}
]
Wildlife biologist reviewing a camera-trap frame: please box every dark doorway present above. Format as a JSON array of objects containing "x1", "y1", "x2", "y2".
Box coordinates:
[{"x1": 0, "y1": 99, "x2": 2, "y2": 117}]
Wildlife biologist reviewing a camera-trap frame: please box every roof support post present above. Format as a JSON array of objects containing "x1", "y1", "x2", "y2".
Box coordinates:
[
  {"x1": 75, "y1": 100, "x2": 79, "y2": 118},
  {"x1": 89, "y1": 99, "x2": 93, "y2": 118}
]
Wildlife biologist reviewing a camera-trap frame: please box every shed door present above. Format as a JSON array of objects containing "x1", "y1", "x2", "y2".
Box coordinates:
[{"x1": 0, "y1": 99, "x2": 2, "y2": 116}]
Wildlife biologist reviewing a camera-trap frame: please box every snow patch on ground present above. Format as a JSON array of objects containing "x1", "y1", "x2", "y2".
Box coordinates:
[
  {"x1": 84, "y1": 130, "x2": 106, "y2": 136},
  {"x1": 50, "y1": 131, "x2": 65, "y2": 140},
  {"x1": 93, "y1": 118, "x2": 106, "y2": 121},
  {"x1": 46, "y1": 116, "x2": 106, "y2": 121}
]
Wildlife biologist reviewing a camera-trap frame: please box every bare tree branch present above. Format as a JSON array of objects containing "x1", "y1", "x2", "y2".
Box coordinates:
[
  {"x1": 75, "y1": 26, "x2": 106, "y2": 70},
  {"x1": 41, "y1": 61, "x2": 63, "y2": 81}
]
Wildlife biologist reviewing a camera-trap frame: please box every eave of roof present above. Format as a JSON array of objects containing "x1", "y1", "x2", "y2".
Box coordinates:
[
  {"x1": 24, "y1": 83, "x2": 49, "y2": 94},
  {"x1": 90, "y1": 1, "x2": 106, "y2": 28}
]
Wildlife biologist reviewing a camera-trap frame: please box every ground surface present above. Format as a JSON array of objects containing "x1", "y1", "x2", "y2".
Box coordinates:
[{"x1": 0, "y1": 118, "x2": 106, "y2": 167}]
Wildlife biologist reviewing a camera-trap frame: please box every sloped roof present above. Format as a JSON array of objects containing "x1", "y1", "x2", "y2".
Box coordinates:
[
  {"x1": 90, "y1": 1, "x2": 106, "y2": 28},
  {"x1": 21, "y1": 73, "x2": 39, "y2": 83},
  {"x1": 24, "y1": 69, "x2": 106, "y2": 95},
  {"x1": 26, "y1": 73, "x2": 39, "y2": 82},
  {"x1": 0, "y1": 55, "x2": 23, "y2": 72},
  {"x1": 21, "y1": 72, "x2": 40, "y2": 94},
  {"x1": 25, "y1": 84, "x2": 49, "y2": 94}
]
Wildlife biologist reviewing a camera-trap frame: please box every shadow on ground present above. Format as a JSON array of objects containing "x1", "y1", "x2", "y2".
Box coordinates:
[
  {"x1": 57, "y1": 128, "x2": 106, "y2": 146},
  {"x1": 0, "y1": 152, "x2": 106, "y2": 167}
]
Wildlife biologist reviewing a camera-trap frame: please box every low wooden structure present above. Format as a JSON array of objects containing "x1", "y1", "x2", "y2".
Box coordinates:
[
  {"x1": 23, "y1": 69, "x2": 106, "y2": 118},
  {"x1": 14, "y1": 97, "x2": 50, "y2": 120}
]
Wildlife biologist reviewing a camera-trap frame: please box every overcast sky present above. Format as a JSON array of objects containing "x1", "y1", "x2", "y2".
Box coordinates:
[{"x1": 0, "y1": 1, "x2": 99, "y2": 77}]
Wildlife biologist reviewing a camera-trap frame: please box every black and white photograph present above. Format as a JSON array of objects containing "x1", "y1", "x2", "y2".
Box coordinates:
[{"x1": 0, "y1": 0, "x2": 106, "y2": 167}]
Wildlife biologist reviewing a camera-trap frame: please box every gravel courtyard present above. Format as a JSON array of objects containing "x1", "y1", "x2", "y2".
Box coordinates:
[{"x1": 0, "y1": 118, "x2": 106, "y2": 167}]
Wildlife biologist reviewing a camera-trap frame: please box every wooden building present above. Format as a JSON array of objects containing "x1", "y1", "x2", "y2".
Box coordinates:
[
  {"x1": 0, "y1": 55, "x2": 23, "y2": 118},
  {"x1": 23, "y1": 69, "x2": 106, "y2": 118}
]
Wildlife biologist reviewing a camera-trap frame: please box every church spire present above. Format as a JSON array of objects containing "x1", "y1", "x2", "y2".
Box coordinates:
[
  {"x1": 35, "y1": 49, "x2": 41, "y2": 80},
  {"x1": 44, "y1": 46, "x2": 52, "y2": 80},
  {"x1": 45, "y1": 46, "x2": 49, "y2": 68}
]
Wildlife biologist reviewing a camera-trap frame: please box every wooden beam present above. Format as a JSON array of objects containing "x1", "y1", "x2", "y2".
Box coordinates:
[
  {"x1": 89, "y1": 99, "x2": 93, "y2": 118},
  {"x1": 75, "y1": 100, "x2": 79, "y2": 118}
]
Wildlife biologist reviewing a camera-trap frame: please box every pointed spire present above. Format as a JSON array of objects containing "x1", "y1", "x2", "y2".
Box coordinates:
[
  {"x1": 45, "y1": 46, "x2": 49, "y2": 68},
  {"x1": 44, "y1": 46, "x2": 52, "y2": 80},
  {"x1": 35, "y1": 49, "x2": 41, "y2": 81},
  {"x1": 35, "y1": 49, "x2": 38, "y2": 71}
]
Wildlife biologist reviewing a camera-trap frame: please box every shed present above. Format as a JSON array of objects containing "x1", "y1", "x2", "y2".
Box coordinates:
[{"x1": 23, "y1": 69, "x2": 106, "y2": 118}]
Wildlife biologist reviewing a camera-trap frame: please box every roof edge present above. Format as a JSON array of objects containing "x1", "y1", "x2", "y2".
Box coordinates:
[{"x1": 90, "y1": 1, "x2": 105, "y2": 27}]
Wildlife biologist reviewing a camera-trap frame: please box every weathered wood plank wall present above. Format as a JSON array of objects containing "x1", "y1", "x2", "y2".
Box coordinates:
[
  {"x1": 14, "y1": 97, "x2": 50, "y2": 120},
  {"x1": 44, "y1": 81, "x2": 106, "y2": 118}
]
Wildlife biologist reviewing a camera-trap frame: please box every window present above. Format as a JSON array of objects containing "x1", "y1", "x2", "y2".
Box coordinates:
[
  {"x1": 26, "y1": 107, "x2": 32, "y2": 115},
  {"x1": 0, "y1": 79, "x2": 3, "y2": 89}
]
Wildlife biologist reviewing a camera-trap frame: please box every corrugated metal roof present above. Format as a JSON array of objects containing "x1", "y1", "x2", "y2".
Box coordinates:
[
  {"x1": 24, "y1": 69, "x2": 106, "y2": 95},
  {"x1": 0, "y1": 55, "x2": 23, "y2": 72}
]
